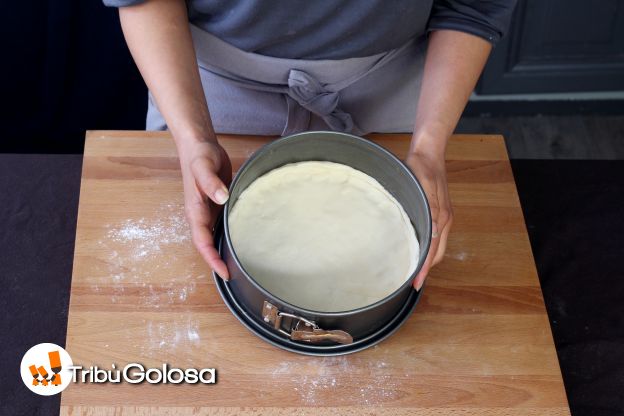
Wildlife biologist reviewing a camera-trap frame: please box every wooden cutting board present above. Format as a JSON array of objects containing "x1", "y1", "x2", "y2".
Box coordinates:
[{"x1": 60, "y1": 131, "x2": 570, "y2": 415}]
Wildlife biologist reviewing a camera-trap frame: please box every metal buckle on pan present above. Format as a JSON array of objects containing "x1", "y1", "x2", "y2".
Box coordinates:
[{"x1": 261, "y1": 301, "x2": 353, "y2": 345}]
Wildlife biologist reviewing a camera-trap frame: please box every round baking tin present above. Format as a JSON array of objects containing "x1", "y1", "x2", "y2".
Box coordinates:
[{"x1": 212, "y1": 131, "x2": 431, "y2": 355}]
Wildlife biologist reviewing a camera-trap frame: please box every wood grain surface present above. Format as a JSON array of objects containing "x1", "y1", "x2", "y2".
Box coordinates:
[{"x1": 60, "y1": 131, "x2": 570, "y2": 415}]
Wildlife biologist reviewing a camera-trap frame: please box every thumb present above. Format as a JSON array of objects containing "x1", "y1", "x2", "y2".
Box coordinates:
[{"x1": 191, "y1": 157, "x2": 230, "y2": 205}]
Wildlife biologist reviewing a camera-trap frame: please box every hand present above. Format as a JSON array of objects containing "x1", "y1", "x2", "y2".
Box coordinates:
[
  {"x1": 178, "y1": 139, "x2": 232, "y2": 279},
  {"x1": 405, "y1": 147, "x2": 453, "y2": 291}
]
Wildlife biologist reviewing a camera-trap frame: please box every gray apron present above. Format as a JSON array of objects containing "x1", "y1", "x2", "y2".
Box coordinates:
[{"x1": 147, "y1": 24, "x2": 427, "y2": 135}]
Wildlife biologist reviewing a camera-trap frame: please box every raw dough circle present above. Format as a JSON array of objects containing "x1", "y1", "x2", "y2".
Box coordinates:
[{"x1": 228, "y1": 161, "x2": 419, "y2": 312}]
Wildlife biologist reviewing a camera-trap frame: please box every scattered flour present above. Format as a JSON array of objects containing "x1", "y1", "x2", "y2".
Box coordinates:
[
  {"x1": 106, "y1": 203, "x2": 189, "y2": 262},
  {"x1": 140, "y1": 316, "x2": 202, "y2": 357},
  {"x1": 270, "y1": 349, "x2": 402, "y2": 406},
  {"x1": 452, "y1": 251, "x2": 470, "y2": 261},
  {"x1": 94, "y1": 202, "x2": 199, "y2": 301},
  {"x1": 92, "y1": 202, "x2": 207, "y2": 358}
]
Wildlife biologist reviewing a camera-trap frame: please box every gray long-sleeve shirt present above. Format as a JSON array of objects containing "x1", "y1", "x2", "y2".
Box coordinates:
[{"x1": 104, "y1": 0, "x2": 517, "y2": 60}]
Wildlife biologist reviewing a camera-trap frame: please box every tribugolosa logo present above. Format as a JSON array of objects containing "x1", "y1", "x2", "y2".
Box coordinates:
[
  {"x1": 21, "y1": 342, "x2": 217, "y2": 392},
  {"x1": 20, "y1": 343, "x2": 73, "y2": 396}
]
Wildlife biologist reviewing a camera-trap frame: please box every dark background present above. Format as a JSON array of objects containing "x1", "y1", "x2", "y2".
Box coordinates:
[
  {"x1": 1, "y1": 0, "x2": 146, "y2": 154},
  {"x1": 1, "y1": 1, "x2": 623, "y2": 415}
]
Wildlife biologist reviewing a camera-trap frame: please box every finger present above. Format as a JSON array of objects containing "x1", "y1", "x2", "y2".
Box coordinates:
[
  {"x1": 432, "y1": 182, "x2": 453, "y2": 265},
  {"x1": 191, "y1": 157, "x2": 230, "y2": 205},
  {"x1": 186, "y1": 200, "x2": 230, "y2": 280},
  {"x1": 413, "y1": 220, "x2": 440, "y2": 291},
  {"x1": 191, "y1": 222, "x2": 230, "y2": 280},
  {"x1": 433, "y1": 214, "x2": 452, "y2": 266},
  {"x1": 432, "y1": 199, "x2": 452, "y2": 265},
  {"x1": 414, "y1": 183, "x2": 440, "y2": 291}
]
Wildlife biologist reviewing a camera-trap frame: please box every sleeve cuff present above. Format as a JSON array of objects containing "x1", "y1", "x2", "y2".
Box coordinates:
[
  {"x1": 102, "y1": 0, "x2": 147, "y2": 7},
  {"x1": 427, "y1": 16, "x2": 502, "y2": 44}
]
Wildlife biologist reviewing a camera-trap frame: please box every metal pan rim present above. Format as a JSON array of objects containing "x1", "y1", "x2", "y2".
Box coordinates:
[{"x1": 222, "y1": 130, "x2": 432, "y2": 317}]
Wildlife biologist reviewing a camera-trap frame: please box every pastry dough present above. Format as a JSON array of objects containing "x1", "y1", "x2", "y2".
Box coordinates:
[{"x1": 228, "y1": 161, "x2": 419, "y2": 312}]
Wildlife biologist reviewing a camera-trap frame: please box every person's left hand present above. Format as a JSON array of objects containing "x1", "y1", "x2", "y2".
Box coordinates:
[{"x1": 405, "y1": 147, "x2": 453, "y2": 291}]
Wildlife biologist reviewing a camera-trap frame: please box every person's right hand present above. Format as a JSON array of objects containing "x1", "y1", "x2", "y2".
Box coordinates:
[{"x1": 178, "y1": 139, "x2": 232, "y2": 279}]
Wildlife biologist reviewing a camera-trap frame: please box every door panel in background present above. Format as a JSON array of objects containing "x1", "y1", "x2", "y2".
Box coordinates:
[{"x1": 477, "y1": 0, "x2": 624, "y2": 94}]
